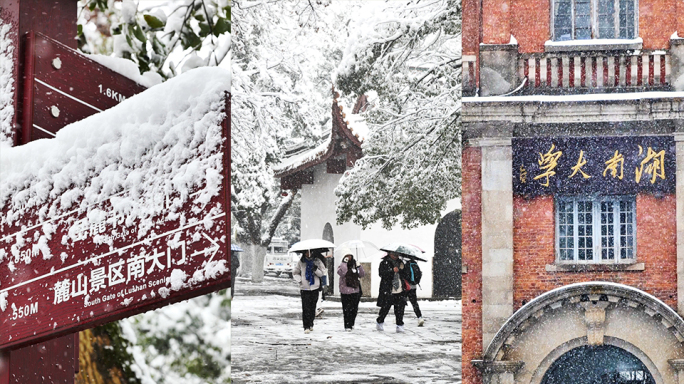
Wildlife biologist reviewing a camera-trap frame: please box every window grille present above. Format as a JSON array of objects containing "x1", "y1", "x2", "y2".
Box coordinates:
[
  {"x1": 553, "y1": 0, "x2": 637, "y2": 41},
  {"x1": 556, "y1": 196, "x2": 636, "y2": 263}
]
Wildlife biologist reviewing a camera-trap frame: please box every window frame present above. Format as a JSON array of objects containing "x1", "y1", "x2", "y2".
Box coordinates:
[
  {"x1": 554, "y1": 195, "x2": 637, "y2": 265},
  {"x1": 551, "y1": 0, "x2": 639, "y2": 42}
]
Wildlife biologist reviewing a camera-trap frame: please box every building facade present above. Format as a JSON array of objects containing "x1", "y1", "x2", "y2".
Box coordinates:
[{"x1": 462, "y1": 1, "x2": 684, "y2": 383}]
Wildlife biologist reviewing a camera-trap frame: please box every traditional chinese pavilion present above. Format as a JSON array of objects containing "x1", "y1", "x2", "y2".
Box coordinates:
[
  {"x1": 461, "y1": 1, "x2": 684, "y2": 384},
  {"x1": 273, "y1": 90, "x2": 462, "y2": 300}
]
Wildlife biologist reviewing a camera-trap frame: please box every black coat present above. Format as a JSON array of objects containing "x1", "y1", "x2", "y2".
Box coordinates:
[{"x1": 376, "y1": 256, "x2": 408, "y2": 307}]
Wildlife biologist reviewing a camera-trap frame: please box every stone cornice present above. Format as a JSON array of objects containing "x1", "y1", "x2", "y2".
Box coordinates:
[{"x1": 463, "y1": 94, "x2": 684, "y2": 126}]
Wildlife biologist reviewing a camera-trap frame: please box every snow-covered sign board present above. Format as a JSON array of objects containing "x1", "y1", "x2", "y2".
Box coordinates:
[
  {"x1": 22, "y1": 32, "x2": 148, "y2": 142},
  {"x1": 0, "y1": 67, "x2": 231, "y2": 350}
]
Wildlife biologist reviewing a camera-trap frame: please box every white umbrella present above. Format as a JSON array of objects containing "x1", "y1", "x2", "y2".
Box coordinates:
[
  {"x1": 334, "y1": 240, "x2": 378, "y2": 262},
  {"x1": 289, "y1": 239, "x2": 336, "y2": 253}
]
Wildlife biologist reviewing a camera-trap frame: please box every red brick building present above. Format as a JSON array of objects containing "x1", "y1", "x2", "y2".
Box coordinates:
[{"x1": 461, "y1": 1, "x2": 684, "y2": 383}]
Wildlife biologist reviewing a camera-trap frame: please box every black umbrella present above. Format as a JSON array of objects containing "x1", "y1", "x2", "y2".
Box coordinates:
[{"x1": 379, "y1": 243, "x2": 427, "y2": 262}]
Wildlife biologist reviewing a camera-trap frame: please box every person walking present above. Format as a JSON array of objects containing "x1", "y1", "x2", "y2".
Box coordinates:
[
  {"x1": 293, "y1": 249, "x2": 328, "y2": 333},
  {"x1": 311, "y1": 248, "x2": 329, "y2": 317},
  {"x1": 337, "y1": 253, "x2": 365, "y2": 331},
  {"x1": 376, "y1": 251, "x2": 409, "y2": 333},
  {"x1": 231, "y1": 249, "x2": 240, "y2": 299},
  {"x1": 404, "y1": 258, "x2": 425, "y2": 326}
]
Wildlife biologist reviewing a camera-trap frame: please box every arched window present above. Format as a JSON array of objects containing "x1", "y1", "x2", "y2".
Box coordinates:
[
  {"x1": 553, "y1": 0, "x2": 637, "y2": 41},
  {"x1": 542, "y1": 345, "x2": 655, "y2": 384}
]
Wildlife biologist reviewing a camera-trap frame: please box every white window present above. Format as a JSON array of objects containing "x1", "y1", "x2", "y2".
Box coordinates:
[
  {"x1": 556, "y1": 196, "x2": 636, "y2": 263},
  {"x1": 553, "y1": 0, "x2": 637, "y2": 41}
]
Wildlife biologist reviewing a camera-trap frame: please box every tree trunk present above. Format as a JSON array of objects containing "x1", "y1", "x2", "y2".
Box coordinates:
[
  {"x1": 249, "y1": 243, "x2": 267, "y2": 283},
  {"x1": 76, "y1": 324, "x2": 140, "y2": 384}
]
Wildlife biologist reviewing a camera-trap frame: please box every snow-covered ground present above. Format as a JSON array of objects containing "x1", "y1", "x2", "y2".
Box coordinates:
[{"x1": 231, "y1": 276, "x2": 462, "y2": 383}]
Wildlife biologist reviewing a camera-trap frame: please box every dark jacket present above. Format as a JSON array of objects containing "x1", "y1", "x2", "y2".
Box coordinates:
[{"x1": 376, "y1": 256, "x2": 408, "y2": 307}]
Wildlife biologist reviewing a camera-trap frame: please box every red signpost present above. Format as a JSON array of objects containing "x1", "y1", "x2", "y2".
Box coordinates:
[
  {"x1": 0, "y1": 175, "x2": 231, "y2": 350},
  {"x1": 0, "y1": 4, "x2": 231, "y2": 381},
  {"x1": 22, "y1": 32, "x2": 148, "y2": 141}
]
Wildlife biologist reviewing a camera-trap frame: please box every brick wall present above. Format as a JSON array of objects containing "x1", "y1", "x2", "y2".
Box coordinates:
[
  {"x1": 463, "y1": 0, "x2": 481, "y2": 56},
  {"x1": 679, "y1": 0, "x2": 684, "y2": 38},
  {"x1": 462, "y1": 146, "x2": 483, "y2": 384},
  {"x1": 482, "y1": 0, "x2": 511, "y2": 44},
  {"x1": 511, "y1": 0, "x2": 550, "y2": 53},
  {"x1": 479, "y1": 0, "x2": 677, "y2": 54},
  {"x1": 513, "y1": 194, "x2": 677, "y2": 311},
  {"x1": 640, "y1": 0, "x2": 677, "y2": 49}
]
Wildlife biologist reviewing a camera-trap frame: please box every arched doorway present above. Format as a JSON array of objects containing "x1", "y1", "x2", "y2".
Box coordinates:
[
  {"x1": 542, "y1": 345, "x2": 655, "y2": 384},
  {"x1": 433, "y1": 210, "x2": 461, "y2": 298},
  {"x1": 321, "y1": 223, "x2": 334, "y2": 296}
]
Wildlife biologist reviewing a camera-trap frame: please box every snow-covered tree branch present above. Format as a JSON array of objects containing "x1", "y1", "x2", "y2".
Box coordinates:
[{"x1": 333, "y1": 0, "x2": 462, "y2": 230}]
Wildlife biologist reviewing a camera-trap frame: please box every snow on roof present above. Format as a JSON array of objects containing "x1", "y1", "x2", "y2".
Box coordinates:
[
  {"x1": 273, "y1": 92, "x2": 366, "y2": 177},
  {"x1": 0, "y1": 23, "x2": 15, "y2": 148},
  {"x1": 1, "y1": 67, "x2": 230, "y2": 237},
  {"x1": 273, "y1": 138, "x2": 331, "y2": 176},
  {"x1": 337, "y1": 95, "x2": 369, "y2": 141}
]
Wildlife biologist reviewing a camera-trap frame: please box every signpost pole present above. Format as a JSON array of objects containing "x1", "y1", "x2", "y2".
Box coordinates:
[
  {"x1": 0, "y1": 351, "x2": 8, "y2": 384},
  {"x1": 2, "y1": 1, "x2": 82, "y2": 382}
]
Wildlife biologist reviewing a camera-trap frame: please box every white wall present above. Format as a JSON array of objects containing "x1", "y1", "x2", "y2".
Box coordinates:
[{"x1": 299, "y1": 164, "x2": 462, "y2": 300}]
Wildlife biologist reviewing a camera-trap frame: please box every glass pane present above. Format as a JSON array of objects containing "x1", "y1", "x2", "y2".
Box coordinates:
[
  {"x1": 598, "y1": 0, "x2": 615, "y2": 38},
  {"x1": 618, "y1": 199, "x2": 635, "y2": 260},
  {"x1": 600, "y1": 201, "x2": 615, "y2": 260},
  {"x1": 575, "y1": 0, "x2": 592, "y2": 39},
  {"x1": 555, "y1": 0, "x2": 573, "y2": 40},
  {"x1": 619, "y1": 0, "x2": 635, "y2": 39},
  {"x1": 558, "y1": 199, "x2": 575, "y2": 261},
  {"x1": 577, "y1": 199, "x2": 593, "y2": 260}
]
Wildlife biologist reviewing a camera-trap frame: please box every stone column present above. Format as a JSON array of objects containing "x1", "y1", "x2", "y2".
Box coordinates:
[
  {"x1": 481, "y1": 141, "x2": 514, "y2": 349},
  {"x1": 479, "y1": 43, "x2": 519, "y2": 96},
  {"x1": 677, "y1": 133, "x2": 684, "y2": 316},
  {"x1": 672, "y1": 38, "x2": 684, "y2": 91},
  {"x1": 669, "y1": 359, "x2": 684, "y2": 384},
  {"x1": 472, "y1": 360, "x2": 524, "y2": 384}
]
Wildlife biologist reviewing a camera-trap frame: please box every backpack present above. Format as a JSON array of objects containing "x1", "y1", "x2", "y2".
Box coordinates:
[{"x1": 406, "y1": 260, "x2": 422, "y2": 285}]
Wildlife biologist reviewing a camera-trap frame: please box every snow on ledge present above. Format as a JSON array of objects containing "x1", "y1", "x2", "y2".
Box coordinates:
[
  {"x1": 0, "y1": 67, "x2": 230, "y2": 230},
  {"x1": 463, "y1": 91, "x2": 684, "y2": 104},
  {"x1": 545, "y1": 37, "x2": 642, "y2": 52}
]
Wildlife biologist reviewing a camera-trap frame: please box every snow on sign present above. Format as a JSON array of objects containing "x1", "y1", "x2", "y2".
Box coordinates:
[
  {"x1": 0, "y1": 67, "x2": 231, "y2": 350},
  {"x1": 22, "y1": 31, "x2": 148, "y2": 142}
]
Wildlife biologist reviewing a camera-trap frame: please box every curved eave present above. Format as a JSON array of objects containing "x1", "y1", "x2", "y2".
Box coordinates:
[
  {"x1": 274, "y1": 92, "x2": 364, "y2": 179},
  {"x1": 332, "y1": 97, "x2": 364, "y2": 148},
  {"x1": 273, "y1": 139, "x2": 336, "y2": 179}
]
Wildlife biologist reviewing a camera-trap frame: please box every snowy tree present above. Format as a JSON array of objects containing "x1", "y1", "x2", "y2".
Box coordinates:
[
  {"x1": 77, "y1": 0, "x2": 231, "y2": 78},
  {"x1": 333, "y1": 0, "x2": 462, "y2": 230},
  {"x1": 230, "y1": 0, "x2": 345, "y2": 282}
]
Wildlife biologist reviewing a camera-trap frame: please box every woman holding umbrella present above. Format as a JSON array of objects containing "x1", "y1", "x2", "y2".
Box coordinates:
[
  {"x1": 293, "y1": 247, "x2": 329, "y2": 334},
  {"x1": 376, "y1": 243, "x2": 426, "y2": 333},
  {"x1": 376, "y1": 251, "x2": 409, "y2": 333},
  {"x1": 337, "y1": 253, "x2": 365, "y2": 331}
]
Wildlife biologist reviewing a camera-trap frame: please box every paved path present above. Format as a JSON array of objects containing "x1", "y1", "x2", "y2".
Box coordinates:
[{"x1": 231, "y1": 275, "x2": 462, "y2": 383}]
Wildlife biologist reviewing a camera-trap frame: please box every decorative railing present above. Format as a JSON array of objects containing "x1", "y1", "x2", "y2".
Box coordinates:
[
  {"x1": 462, "y1": 50, "x2": 673, "y2": 97},
  {"x1": 518, "y1": 50, "x2": 670, "y2": 92}
]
